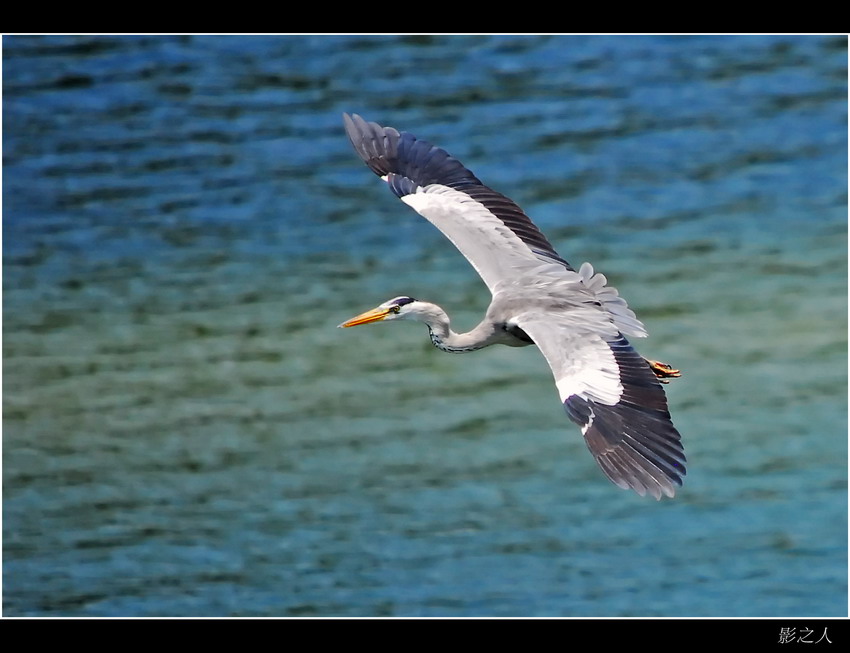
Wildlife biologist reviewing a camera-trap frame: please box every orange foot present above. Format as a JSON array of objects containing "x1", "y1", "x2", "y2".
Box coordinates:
[{"x1": 646, "y1": 359, "x2": 682, "y2": 384}]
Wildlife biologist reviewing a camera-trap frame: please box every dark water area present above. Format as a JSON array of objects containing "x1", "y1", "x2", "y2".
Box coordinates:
[{"x1": 3, "y1": 35, "x2": 847, "y2": 616}]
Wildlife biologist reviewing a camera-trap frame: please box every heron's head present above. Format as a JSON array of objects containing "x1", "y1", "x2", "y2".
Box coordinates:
[{"x1": 338, "y1": 296, "x2": 422, "y2": 328}]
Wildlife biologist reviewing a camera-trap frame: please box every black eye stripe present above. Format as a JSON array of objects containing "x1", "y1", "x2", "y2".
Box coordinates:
[{"x1": 393, "y1": 296, "x2": 416, "y2": 307}]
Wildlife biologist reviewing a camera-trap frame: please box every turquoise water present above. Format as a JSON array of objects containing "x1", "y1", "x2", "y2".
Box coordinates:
[{"x1": 3, "y1": 34, "x2": 847, "y2": 617}]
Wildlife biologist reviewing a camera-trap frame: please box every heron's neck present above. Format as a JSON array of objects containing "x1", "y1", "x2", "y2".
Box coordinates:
[{"x1": 416, "y1": 302, "x2": 498, "y2": 354}]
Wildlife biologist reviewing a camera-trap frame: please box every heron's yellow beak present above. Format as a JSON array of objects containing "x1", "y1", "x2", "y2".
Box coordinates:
[{"x1": 338, "y1": 306, "x2": 392, "y2": 328}]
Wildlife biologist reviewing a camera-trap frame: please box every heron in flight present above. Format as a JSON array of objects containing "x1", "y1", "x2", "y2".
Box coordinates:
[{"x1": 339, "y1": 113, "x2": 685, "y2": 499}]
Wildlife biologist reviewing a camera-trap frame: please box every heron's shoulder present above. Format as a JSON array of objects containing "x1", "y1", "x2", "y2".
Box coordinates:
[{"x1": 493, "y1": 262, "x2": 647, "y2": 339}]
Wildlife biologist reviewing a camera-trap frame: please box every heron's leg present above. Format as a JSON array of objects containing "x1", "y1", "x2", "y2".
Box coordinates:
[{"x1": 646, "y1": 359, "x2": 681, "y2": 383}]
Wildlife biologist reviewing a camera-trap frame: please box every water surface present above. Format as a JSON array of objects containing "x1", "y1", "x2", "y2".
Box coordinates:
[{"x1": 3, "y1": 34, "x2": 847, "y2": 617}]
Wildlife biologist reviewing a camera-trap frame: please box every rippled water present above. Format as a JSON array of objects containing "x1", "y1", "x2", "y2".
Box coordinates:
[{"x1": 3, "y1": 35, "x2": 847, "y2": 617}]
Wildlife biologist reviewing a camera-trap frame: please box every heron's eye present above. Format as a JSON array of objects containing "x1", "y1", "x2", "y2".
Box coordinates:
[{"x1": 389, "y1": 305, "x2": 401, "y2": 314}]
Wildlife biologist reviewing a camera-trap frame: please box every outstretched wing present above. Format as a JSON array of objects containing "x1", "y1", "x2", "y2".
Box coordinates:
[
  {"x1": 343, "y1": 113, "x2": 574, "y2": 294},
  {"x1": 515, "y1": 309, "x2": 686, "y2": 499}
]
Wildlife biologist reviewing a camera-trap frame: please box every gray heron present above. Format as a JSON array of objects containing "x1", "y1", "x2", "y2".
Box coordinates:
[{"x1": 339, "y1": 113, "x2": 685, "y2": 499}]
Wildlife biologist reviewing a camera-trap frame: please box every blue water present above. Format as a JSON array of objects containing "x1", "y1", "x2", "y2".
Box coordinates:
[{"x1": 3, "y1": 34, "x2": 847, "y2": 617}]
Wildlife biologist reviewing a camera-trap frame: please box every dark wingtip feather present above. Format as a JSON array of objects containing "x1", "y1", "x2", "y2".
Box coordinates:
[
  {"x1": 563, "y1": 335, "x2": 686, "y2": 500},
  {"x1": 565, "y1": 393, "x2": 686, "y2": 500},
  {"x1": 342, "y1": 113, "x2": 481, "y2": 189},
  {"x1": 343, "y1": 112, "x2": 401, "y2": 178}
]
